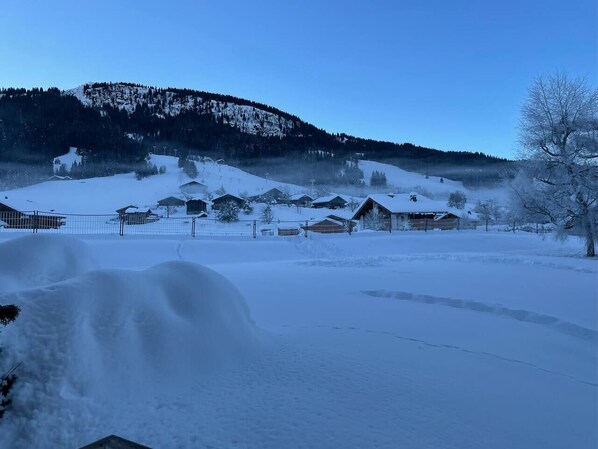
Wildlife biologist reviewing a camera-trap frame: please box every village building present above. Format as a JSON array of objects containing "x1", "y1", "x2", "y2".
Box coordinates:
[
  {"x1": 179, "y1": 180, "x2": 208, "y2": 195},
  {"x1": 250, "y1": 187, "x2": 286, "y2": 204},
  {"x1": 186, "y1": 198, "x2": 208, "y2": 215},
  {"x1": 311, "y1": 195, "x2": 348, "y2": 209},
  {"x1": 303, "y1": 215, "x2": 356, "y2": 234},
  {"x1": 211, "y1": 193, "x2": 247, "y2": 211},
  {"x1": 289, "y1": 193, "x2": 313, "y2": 208},
  {"x1": 156, "y1": 196, "x2": 186, "y2": 218},
  {"x1": 352, "y1": 193, "x2": 463, "y2": 231},
  {"x1": 116, "y1": 206, "x2": 159, "y2": 225},
  {"x1": 0, "y1": 200, "x2": 65, "y2": 229}
]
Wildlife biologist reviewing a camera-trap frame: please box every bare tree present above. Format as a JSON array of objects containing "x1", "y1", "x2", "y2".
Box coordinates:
[{"x1": 514, "y1": 73, "x2": 598, "y2": 256}]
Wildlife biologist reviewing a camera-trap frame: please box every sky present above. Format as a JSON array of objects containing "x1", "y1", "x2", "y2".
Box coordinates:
[{"x1": 0, "y1": 0, "x2": 596, "y2": 159}]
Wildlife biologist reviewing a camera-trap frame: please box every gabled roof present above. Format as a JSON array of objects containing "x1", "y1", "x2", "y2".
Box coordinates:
[
  {"x1": 157, "y1": 196, "x2": 186, "y2": 206},
  {"x1": 289, "y1": 193, "x2": 313, "y2": 201},
  {"x1": 79, "y1": 434, "x2": 152, "y2": 449},
  {"x1": 179, "y1": 180, "x2": 206, "y2": 187},
  {"x1": 312, "y1": 194, "x2": 348, "y2": 204},
  {"x1": 185, "y1": 198, "x2": 208, "y2": 204},
  {"x1": 212, "y1": 193, "x2": 245, "y2": 203}
]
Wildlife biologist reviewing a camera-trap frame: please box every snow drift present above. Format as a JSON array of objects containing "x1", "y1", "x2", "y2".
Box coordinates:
[
  {"x1": 0, "y1": 255, "x2": 257, "y2": 449},
  {"x1": 0, "y1": 234, "x2": 98, "y2": 292}
]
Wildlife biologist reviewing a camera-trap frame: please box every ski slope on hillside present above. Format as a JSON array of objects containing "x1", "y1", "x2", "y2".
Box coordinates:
[
  {"x1": 0, "y1": 232, "x2": 595, "y2": 449},
  {"x1": 0, "y1": 156, "x2": 486, "y2": 219}
]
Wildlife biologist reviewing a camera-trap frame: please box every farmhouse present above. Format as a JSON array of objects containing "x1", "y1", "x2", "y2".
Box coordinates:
[
  {"x1": 352, "y1": 193, "x2": 462, "y2": 231},
  {"x1": 312, "y1": 195, "x2": 348, "y2": 209},
  {"x1": 186, "y1": 198, "x2": 208, "y2": 215},
  {"x1": 179, "y1": 180, "x2": 208, "y2": 195},
  {"x1": 289, "y1": 193, "x2": 313, "y2": 208},
  {"x1": 212, "y1": 193, "x2": 247, "y2": 210}
]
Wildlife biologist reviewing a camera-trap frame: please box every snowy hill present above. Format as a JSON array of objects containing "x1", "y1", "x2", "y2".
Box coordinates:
[{"x1": 66, "y1": 83, "x2": 296, "y2": 137}]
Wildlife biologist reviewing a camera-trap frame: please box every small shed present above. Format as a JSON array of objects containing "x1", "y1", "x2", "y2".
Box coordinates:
[
  {"x1": 303, "y1": 217, "x2": 350, "y2": 234},
  {"x1": 79, "y1": 434, "x2": 153, "y2": 449},
  {"x1": 179, "y1": 180, "x2": 208, "y2": 194},
  {"x1": 116, "y1": 206, "x2": 159, "y2": 225},
  {"x1": 186, "y1": 198, "x2": 208, "y2": 215},
  {"x1": 312, "y1": 195, "x2": 348, "y2": 209},
  {"x1": 212, "y1": 193, "x2": 247, "y2": 211},
  {"x1": 156, "y1": 196, "x2": 186, "y2": 218}
]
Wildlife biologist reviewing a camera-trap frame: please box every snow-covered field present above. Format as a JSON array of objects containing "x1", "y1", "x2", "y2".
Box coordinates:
[{"x1": 0, "y1": 231, "x2": 595, "y2": 449}]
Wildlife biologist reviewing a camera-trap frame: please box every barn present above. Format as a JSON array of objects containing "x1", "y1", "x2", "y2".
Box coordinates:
[{"x1": 0, "y1": 201, "x2": 65, "y2": 229}]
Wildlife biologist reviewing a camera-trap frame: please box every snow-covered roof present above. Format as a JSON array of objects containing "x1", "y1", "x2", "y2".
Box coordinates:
[
  {"x1": 180, "y1": 180, "x2": 206, "y2": 187},
  {"x1": 312, "y1": 194, "x2": 348, "y2": 204},
  {"x1": 289, "y1": 193, "x2": 313, "y2": 201}
]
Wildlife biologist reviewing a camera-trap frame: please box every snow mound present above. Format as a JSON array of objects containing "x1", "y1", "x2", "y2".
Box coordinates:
[
  {"x1": 1, "y1": 260, "x2": 257, "y2": 448},
  {"x1": 0, "y1": 235, "x2": 97, "y2": 292}
]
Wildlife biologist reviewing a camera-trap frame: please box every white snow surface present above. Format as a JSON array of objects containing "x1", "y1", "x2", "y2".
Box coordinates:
[
  {"x1": 358, "y1": 159, "x2": 466, "y2": 196},
  {"x1": 52, "y1": 147, "x2": 82, "y2": 173},
  {"x1": 0, "y1": 231, "x2": 596, "y2": 449}
]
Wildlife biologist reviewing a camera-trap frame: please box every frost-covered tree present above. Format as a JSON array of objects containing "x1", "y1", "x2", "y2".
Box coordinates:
[
  {"x1": 513, "y1": 73, "x2": 598, "y2": 256},
  {"x1": 261, "y1": 204, "x2": 274, "y2": 224},
  {"x1": 474, "y1": 199, "x2": 501, "y2": 222},
  {"x1": 217, "y1": 201, "x2": 239, "y2": 222},
  {"x1": 448, "y1": 191, "x2": 467, "y2": 209},
  {"x1": 363, "y1": 207, "x2": 387, "y2": 231}
]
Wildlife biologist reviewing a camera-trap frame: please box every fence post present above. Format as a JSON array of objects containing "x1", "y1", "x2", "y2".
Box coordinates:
[
  {"x1": 485, "y1": 219, "x2": 488, "y2": 232},
  {"x1": 305, "y1": 220, "x2": 308, "y2": 238},
  {"x1": 252, "y1": 220, "x2": 256, "y2": 239},
  {"x1": 119, "y1": 216, "x2": 125, "y2": 236},
  {"x1": 513, "y1": 220, "x2": 516, "y2": 233},
  {"x1": 424, "y1": 218, "x2": 428, "y2": 232},
  {"x1": 191, "y1": 217, "x2": 196, "y2": 238},
  {"x1": 457, "y1": 218, "x2": 460, "y2": 231},
  {"x1": 33, "y1": 210, "x2": 38, "y2": 234}
]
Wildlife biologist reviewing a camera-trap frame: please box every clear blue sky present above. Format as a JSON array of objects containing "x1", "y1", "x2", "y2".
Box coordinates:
[{"x1": 0, "y1": 0, "x2": 596, "y2": 159}]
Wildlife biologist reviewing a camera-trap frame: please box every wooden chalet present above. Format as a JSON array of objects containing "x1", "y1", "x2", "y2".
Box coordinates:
[
  {"x1": 212, "y1": 193, "x2": 246, "y2": 211},
  {"x1": 251, "y1": 187, "x2": 286, "y2": 204},
  {"x1": 186, "y1": 198, "x2": 208, "y2": 215},
  {"x1": 352, "y1": 193, "x2": 461, "y2": 231},
  {"x1": 303, "y1": 215, "x2": 355, "y2": 234},
  {"x1": 116, "y1": 206, "x2": 159, "y2": 225},
  {"x1": 157, "y1": 196, "x2": 185, "y2": 218},
  {"x1": 311, "y1": 195, "x2": 348, "y2": 209},
  {"x1": 156, "y1": 196, "x2": 186, "y2": 208},
  {"x1": 179, "y1": 180, "x2": 208, "y2": 194},
  {"x1": 0, "y1": 201, "x2": 65, "y2": 229},
  {"x1": 289, "y1": 193, "x2": 313, "y2": 208}
]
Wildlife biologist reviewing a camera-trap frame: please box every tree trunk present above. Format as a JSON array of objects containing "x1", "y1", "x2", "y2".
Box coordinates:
[{"x1": 583, "y1": 214, "x2": 595, "y2": 257}]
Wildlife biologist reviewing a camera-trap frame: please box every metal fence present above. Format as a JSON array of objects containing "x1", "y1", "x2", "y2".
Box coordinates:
[{"x1": 0, "y1": 210, "x2": 552, "y2": 237}]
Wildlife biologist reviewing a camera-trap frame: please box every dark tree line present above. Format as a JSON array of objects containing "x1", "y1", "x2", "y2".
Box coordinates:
[{"x1": 0, "y1": 85, "x2": 510, "y2": 184}]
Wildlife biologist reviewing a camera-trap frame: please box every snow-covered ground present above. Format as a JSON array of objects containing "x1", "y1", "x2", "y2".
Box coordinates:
[{"x1": 0, "y1": 231, "x2": 595, "y2": 449}]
